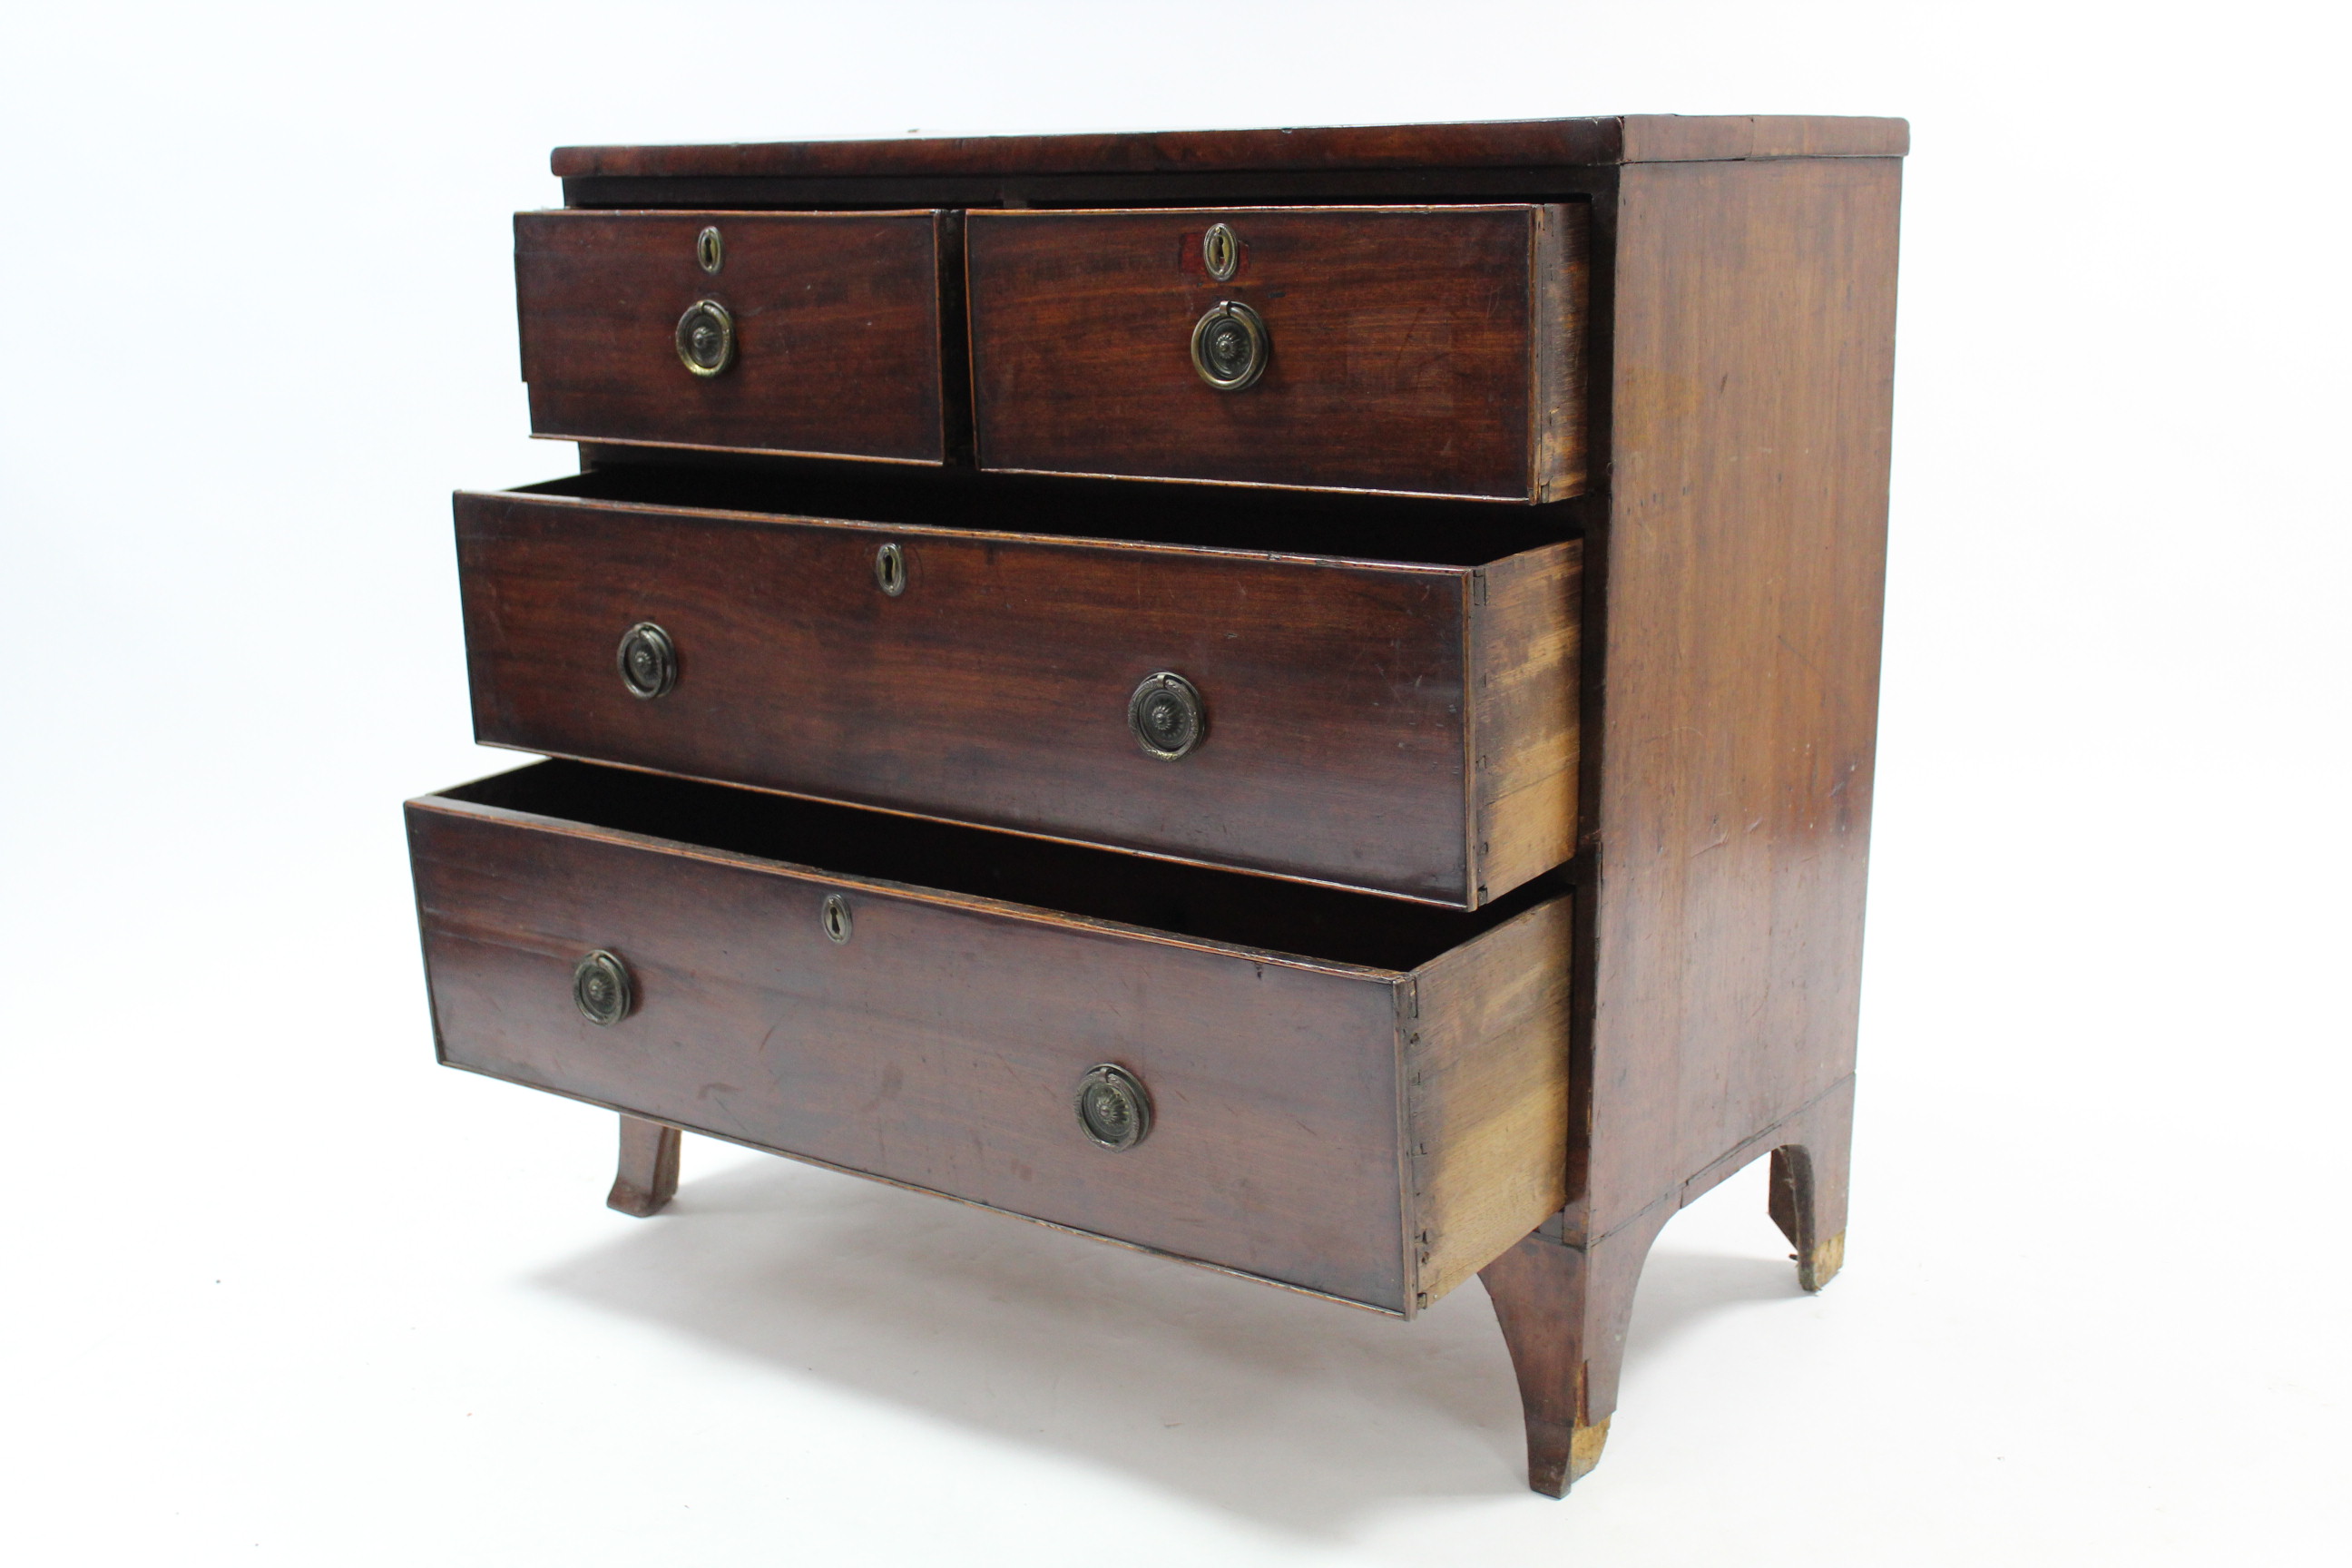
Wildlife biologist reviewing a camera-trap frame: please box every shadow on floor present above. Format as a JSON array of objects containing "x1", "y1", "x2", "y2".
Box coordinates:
[{"x1": 534, "y1": 1145, "x2": 1806, "y2": 1534}]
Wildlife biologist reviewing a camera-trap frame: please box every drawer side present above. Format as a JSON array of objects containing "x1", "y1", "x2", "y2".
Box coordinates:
[
  {"x1": 1402, "y1": 897, "x2": 1573, "y2": 1309},
  {"x1": 1468, "y1": 539, "x2": 1583, "y2": 900},
  {"x1": 1529, "y1": 202, "x2": 1592, "y2": 501}
]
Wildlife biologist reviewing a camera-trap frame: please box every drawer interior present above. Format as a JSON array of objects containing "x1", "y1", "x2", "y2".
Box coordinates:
[
  {"x1": 452, "y1": 760, "x2": 1566, "y2": 973},
  {"x1": 536, "y1": 456, "x2": 1583, "y2": 565}
]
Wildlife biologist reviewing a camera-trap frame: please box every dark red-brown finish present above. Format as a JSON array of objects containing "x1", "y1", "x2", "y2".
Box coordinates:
[
  {"x1": 966, "y1": 206, "x2": 1587, "y2": 500},
  {"x1": 1465, "y1": 152, "x2": 1901, "y2": 1494},
  {"x1": 413, "y1": 115, "x2": 1907, "y2": 1499},
  {"x1": 455, "y1": 485, "x2": 1579, "y2": 906},
  {"x1": 407, "y1": 768, "x2": 1574, "y2": 1314},
  {"x1": 514, "y1": 210, "x2": 952, "y2": 463},
  {"x1": 1481, "y1": 1078, "x2": 1853, "y2": 1494},
  {"x1": 1573, "y1": 157, "x2": 1896, "y2": 1242},
  {"x1": 605, "y1": 1114, "x2": 680, "y2": 1216},
  {"x1": 551, "y1": 115, "x2": 1910, "y2": 181}
]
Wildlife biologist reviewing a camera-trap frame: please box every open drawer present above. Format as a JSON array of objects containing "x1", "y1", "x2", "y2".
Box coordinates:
[
  {"x1": 407, "y1": 760, "x2": 1572, "y2": 1316},
  {"x1": 456, "y1": 464, "x2": 1581, "y2": 908}
]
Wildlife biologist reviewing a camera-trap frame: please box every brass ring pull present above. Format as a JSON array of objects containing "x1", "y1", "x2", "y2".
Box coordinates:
[
  {"x1": 1074, "y1": 1063, "x2": 1152, "y2": 1151},
  {"x1": 573, "y1": 950, "x2": 633, "y2": 1026},
  {"x1": 1128, "y1": 671, "x2": 1205, "y2": 760},
  {"x1": 616, "y1": 622, "x2": 678, "y2": 700},
  {"x1": 676, "y1": 299, "x2": 735, "y2": 377},
  {"x1": 1190, "y1": 300, "x2": 1268, "y2": 391}
]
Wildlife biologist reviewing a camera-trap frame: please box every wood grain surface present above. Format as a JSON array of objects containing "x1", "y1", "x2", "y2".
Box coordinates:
[
  {"x1": 560, "y1": 166, "x2": 1619, "y2": 217},
  {"x1": 407, "y1": 760, "x2": 1574, "y2": 1313},
  {"x1": 551, "y1": 116, "x2": 1910, "y2": 181},
  {"x1": 604, "y1": 1114, "x2": 680, "y2": 1216},
  {"x1": 456, "y1": 475, "x2": 1580, "y2": 906},
  {"x1": 1436, "y1": 151, "x2": 1901, "y2": 1495},
  {"x1": 1406, "y1": 896, "x2": 1573, "y2": 1308},
  {"x1": 515, "y1": 209, "x2": 951, "y2": 462},
  {"x1": 1470, "y1": 538, "x2": 1583, "y2": 902},
  {"x1": 1573, "y1": 155, "x2": 1898, "y2": 1245},
  {"x1": 1477, "y1": 1200, "x2": 1672, "y2": 1496},
  {"x1": 966, "y1": 205, "x2": 1587, "y2": 500},
  {"x1": 433, "y1": 119, "x2": 1907, "y2": 1498}
]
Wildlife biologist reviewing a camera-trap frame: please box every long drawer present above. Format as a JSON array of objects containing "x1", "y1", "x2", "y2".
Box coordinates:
[
  {"x1": 514, "y1": 209, "x2": 956, "y2": 464},
  {"x1": 456, "y1": 468, "x2": 1581, "y2": 907},
  {"x1": 407, "y1": 761, "x2": 1572, "y2": 1316},
  {"x1": 965, "y1": 204, "x2": 1589, "y2": 501}
]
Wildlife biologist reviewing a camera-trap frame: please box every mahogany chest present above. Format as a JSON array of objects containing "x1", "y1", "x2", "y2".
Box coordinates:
[{"x1": 407, "y1": 113, "x2": 1905, "y2": 1495}]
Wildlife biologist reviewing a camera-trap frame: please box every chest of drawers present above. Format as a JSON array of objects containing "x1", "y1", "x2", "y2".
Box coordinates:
[{"x1": 407, "y1": 113, "x2": 1905, "y2": 1497}]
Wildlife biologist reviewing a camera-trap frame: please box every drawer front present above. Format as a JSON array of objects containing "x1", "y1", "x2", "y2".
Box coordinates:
[
  {"x1": 515, "y1": 210, "x2": 953, "y2": 463},
  {"x1": 457, "y1": 489, "x2": 1580, "y2": 906},
  {"x1": 965, "y1": 205, "x2": 1588, "y2": 500},
  {"x1": 411, "y1": 794, "x2": 1415, "y2": 1308},
  {"x1": 408, "y1": 770, "x2": 1572, "y2": 1314}
]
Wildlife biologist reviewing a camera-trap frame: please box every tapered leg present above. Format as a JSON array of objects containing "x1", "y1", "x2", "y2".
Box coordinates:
[
  {"x1": 605, "y1": 1114, "x2": 681, "y2": 1217},
  {"x1": 1768, "y1": 1076, "x2": 1854, "y2": 1291},
  {"x1": 1478, "y1": 1205, "x2": 1674, "y2": 1497}
]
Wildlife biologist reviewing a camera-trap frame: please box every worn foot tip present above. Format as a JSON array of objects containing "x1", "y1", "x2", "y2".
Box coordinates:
[
  {"x1": 1799, "y1": 1231, "x2": 1846, "y2": 1292},
  {"x1": 1528, "y1": 1417, "x2": 1611, "y2": 1497},
  {"x1": 605, "y1": 1180, "x2": 669, "y2": 1218}
]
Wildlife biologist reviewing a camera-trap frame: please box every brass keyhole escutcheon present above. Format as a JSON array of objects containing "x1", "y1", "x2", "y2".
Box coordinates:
[
  {"x1": 696, "y1": 225, "x2": 723, "y2": 274},
  {"x1": 1189, "y1": 300, "x2": 1268, "y2": 391},
  {"x1": 822, "y1": 894, "x2": 853, "y2": 945},
  {"x1": 675, "y1": 299, "x2": 735, "y2": 376},
  {"x1": 1074, "y1": 1063, "x2": 1152, "y2": 1152},
  {"x1": 1127, "y1": 671, "x2": 1205, "y2": 760},
  {"x1": 615, "y1": 622, "x2": 678, "y2": 700},
  {"x1": 572, "y1": 950, "x2": 633, "y2": 1026},
  {"x1": 1202, "y1": 221, "x2": 1239, "y2": 281},
  {"x1": 874, "y1": 543, "x2": 906, "y2": 597}
]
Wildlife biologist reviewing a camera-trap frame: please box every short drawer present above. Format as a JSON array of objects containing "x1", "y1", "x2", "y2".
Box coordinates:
[
  {"x1": 515, "y1": 210, "x2": 956, "y2": 464},
  {"x1": 407, "y1": 761, "x2": 1571, "y2": 1316},
  {"x1": 457, "y1": 468, "x2": 1580, "y2": 908},
  {"x1": 965, "y1": 205, "x2": 1589, "y2": 501}
]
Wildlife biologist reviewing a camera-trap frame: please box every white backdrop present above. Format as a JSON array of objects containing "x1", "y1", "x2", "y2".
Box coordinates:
[{"x1": 4, "y1": 3, "x2": 2346, "y2": 1563}]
